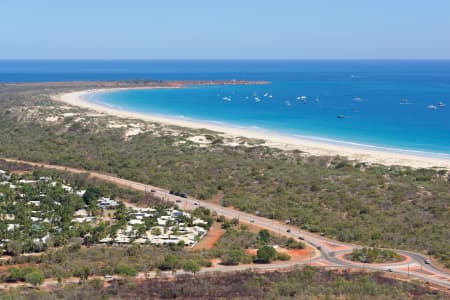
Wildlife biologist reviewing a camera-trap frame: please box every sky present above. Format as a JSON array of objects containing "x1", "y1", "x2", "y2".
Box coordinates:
[{"x1": 1, "y1": 0, "x2": 449, "y2": 59}]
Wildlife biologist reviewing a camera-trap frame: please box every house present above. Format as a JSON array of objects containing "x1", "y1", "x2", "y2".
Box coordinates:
[
  {"x1": 74, "y1": 209, "x2": 89, "y2": 217},
  {"x1": 7, "y1": 224, "x2": 20, "y2": 231},
  {"x1": 76, "y1": 190, "x2": 86, "y2": 196},
  {"x1": 19, "y1": 179, "x2": 38, "y2": 184},
  {"x1": 61, "y1": 184, "x2": 73, "y2": 193},
  {"x1": 129, "y1": 219, "x2": 144, "y2": 225},
  {"x1": 99, "y1": 236, "x2": 113, "y2": 244},
  {"x1": 72, "y1": 216, "x2": 96, "y2": 223},
  {"x1": 97, "y1": 197, "x2": 119, "y2": 209},
  {"x1": 27, "y1": 200, "x2": 41, "y2": 207},
  {"x1": 0, "y1": 214, "x2": 15, "y2": 221}
]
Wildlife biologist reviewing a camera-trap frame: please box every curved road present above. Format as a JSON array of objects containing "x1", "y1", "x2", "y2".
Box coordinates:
[{"x1": 2, "y1": 158, "x2": 449, "y2": 290}]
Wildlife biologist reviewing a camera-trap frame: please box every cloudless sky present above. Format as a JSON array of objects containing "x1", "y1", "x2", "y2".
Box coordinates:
[{"x1": 1, "y1": 0, "x2": 449, "y2": 59}]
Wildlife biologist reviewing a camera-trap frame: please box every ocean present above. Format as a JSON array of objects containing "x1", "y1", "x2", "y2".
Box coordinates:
[{"x1": 1, "y1": 60, "x2": 450, "y2": 156}]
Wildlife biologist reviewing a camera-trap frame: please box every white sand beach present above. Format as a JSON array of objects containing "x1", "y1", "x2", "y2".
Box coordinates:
[{"x1": 55, "y1": 89, "x2": 450, "y2": 170}]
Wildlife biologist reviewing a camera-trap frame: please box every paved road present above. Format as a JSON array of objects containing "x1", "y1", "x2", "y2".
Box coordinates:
[{"x1": 2, "y1": 158, "x2": 450, "y2": 290}]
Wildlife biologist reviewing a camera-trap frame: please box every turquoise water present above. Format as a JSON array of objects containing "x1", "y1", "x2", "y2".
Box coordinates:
[
  {"x1": 89, "y1": 62, "x2": 450, "y2": 157},
  {"x1": 1, "y1": 60, "x2": 449, "y2": 157}
]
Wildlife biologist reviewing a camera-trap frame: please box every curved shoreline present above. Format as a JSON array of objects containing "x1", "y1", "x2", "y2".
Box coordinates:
[{"x1": 54, "y1": 88, "x2": 450, "y2": 169}]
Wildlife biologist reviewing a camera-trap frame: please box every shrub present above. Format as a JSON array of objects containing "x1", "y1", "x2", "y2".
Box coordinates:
[
  {"x1": 115, "y1": 264, "x2": 137, "y2": 276},
  {"x1": 24, "y1": 270, "x2": 45, "y2": 287},
  {"x1": 255, "y1": 246, "x2": 277, "y2": 263}
]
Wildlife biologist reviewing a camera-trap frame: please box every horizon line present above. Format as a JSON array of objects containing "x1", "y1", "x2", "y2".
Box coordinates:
[{"x1": 1, "y1": 58, "x2": 450, "y2": 61}]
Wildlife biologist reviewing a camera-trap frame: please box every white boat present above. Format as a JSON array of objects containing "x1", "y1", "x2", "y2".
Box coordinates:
[
  {"x1": 400, "y1": 99, "x2": 409, "y2": 104},
  {"x1": 296, "y1": 96, "x2": 307, "y2": 100},
  {"x1": 222, "y1": 96, "x2": 232, "y2": 101},
  {"x1": 428, "y1": 104, "x2": 438, "y2": 110},
  {"x1": 255, "y1": 97, "x2": 261, "y2": 102},
  {"x1": 438, "y1": 101, "x2": 445, "y2": 108}
]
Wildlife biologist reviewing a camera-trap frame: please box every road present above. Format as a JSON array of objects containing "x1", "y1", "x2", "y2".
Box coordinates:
[{"x1": 2, "y1": 158, "x2": 450, "y2": 290}]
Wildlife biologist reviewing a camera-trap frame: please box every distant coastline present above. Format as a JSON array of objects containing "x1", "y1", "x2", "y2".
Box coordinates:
[{"x1": 54, "y1": 86, "x2": 450, "y2": 170}]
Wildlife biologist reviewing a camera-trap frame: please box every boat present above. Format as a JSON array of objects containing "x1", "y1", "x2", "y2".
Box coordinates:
[
  {"x1": 255, "y1": 97, "x2": 261, "y2": 102},
  {"x1": 222, "y1": 96, "x2": 232, "y2": 101},
  {"x1": 337, "y1": 114, "x2": 345, "y2": 119},
  {"x1": 285, "y1": 100, "x2": 291, "y2": 106},
  {"x1": 438, "y1": 101, "x2": 445, "y2": 108},
  {"x1": 427, "y1": 105, "x2": 437, "y2": 110},
  {"x1": 296, "y1": 96, "x2": 307, "y2": 100},
  {"x1": 400, "y1": 99, "x2": 409, "y2": 104},
  {"x1": 353, "y1": 97, "x2": 362, "y2": 102}
]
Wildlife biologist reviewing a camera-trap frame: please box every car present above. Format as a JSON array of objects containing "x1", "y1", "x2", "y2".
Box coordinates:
[
  {"x1": 180, "y1": 193, "x2": 188, "y2": 198},
  {"x1": 298, "y1": 236, "x2": 304, "y2": 240},
  {"x1": 150, "y1": 189, "x2": 156, "y2": 193},
  {"x1": 424, "y1": 259, "x2": 430, "y2": 264},
  {"x1": 387, "y1": 268, "x2": 393, "y2": 272},
  {"x1": 250, "y1": 219, "x2": 255, "y2": 223},
  {"x1": 104, "y1": 275, "x2": 113, "y2": 279},
  {"x1": 194, "y1": 202, "x2": 199, "y2": 206},
  {"x1": 175, "y1": 199, "x2": 181, "y2": 203},
  {"x1": 286, "y1": 229, "x2": 291, "y2": 233},
  {"x1": 316, "y1": 246, "x2": 322, "y2": 250}
]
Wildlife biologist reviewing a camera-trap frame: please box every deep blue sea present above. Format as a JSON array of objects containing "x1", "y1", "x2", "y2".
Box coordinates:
[{"x1": 1, "y1": 60, "x2": 450, "y2": 156}]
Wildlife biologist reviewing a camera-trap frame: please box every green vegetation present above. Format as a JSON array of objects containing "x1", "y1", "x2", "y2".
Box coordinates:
[
  {"x1": 0, "y1": 84, "x2": 449, "y2": 268},
  {"x1": 0, "y1": 167, "x2": 209, "y2": 256},
  {"x1": 255, "y1": 245, "x2": 278, "y2": 263},
  {"x1": 348, "y1": 247, "x2": 403, "y2": 264},
  {"x1": 0, "y1": 267, "x2": 444, "y2": 299},
  {"x1": 0, "y1": 244, "x2": 211, "y2": 282}
]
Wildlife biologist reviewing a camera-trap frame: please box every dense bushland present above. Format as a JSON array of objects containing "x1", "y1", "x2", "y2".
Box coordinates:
[{"x1": 0, "y1": 85, "x2": 449, "y2": 267}]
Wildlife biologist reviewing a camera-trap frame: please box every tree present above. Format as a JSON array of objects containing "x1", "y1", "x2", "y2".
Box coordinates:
[
  {"x1": 75, "y1": 266, "x2": 92, "y2": 284},
  {"x1": 151, "y1": 227, "x2": 161, "y2": 236},
  {"x1": 182, "y1": 260, "x2": 200, "y2": 276},
  {"x1": 25, "y1": 270, "x2": 45, "y2": 287},
  {"x1": 159, "y1": 254, "x2": 178, "y2": 271},
  {"x1": 82, "y1": 186, "x2": 102, "y2": 206},
  {"x1": 256, "y1": 245, "x2": 277, "y2": 263},
  {"x1": 6, "y1": 240, "x2": 22, "y2": 256},
  {"x1": 258, "y1": 230, "x2": 271, "y2": 244}
]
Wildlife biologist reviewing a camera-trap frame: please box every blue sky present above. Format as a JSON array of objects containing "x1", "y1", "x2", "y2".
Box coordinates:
[{"x1": 1, "y1": 0, "x2": 449, "y2": 59}]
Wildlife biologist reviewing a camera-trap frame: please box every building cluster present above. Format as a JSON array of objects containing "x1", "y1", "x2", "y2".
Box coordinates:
[
  {"x1": 98, "y1": 207, "x2": 208, "y2": 247},
  {"x1": 0, "y1": 169, "x2": 208, "y2": 255}
]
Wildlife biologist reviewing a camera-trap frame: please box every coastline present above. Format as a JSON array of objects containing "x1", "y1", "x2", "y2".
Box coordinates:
[{"x1": 55, "y1": 88, "x2": 450, "y2": 170}]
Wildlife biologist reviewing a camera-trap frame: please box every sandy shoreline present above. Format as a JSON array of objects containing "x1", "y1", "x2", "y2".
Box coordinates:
[{"x1": 55, "y1": 88, "x2": 450, "y2": 169}]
